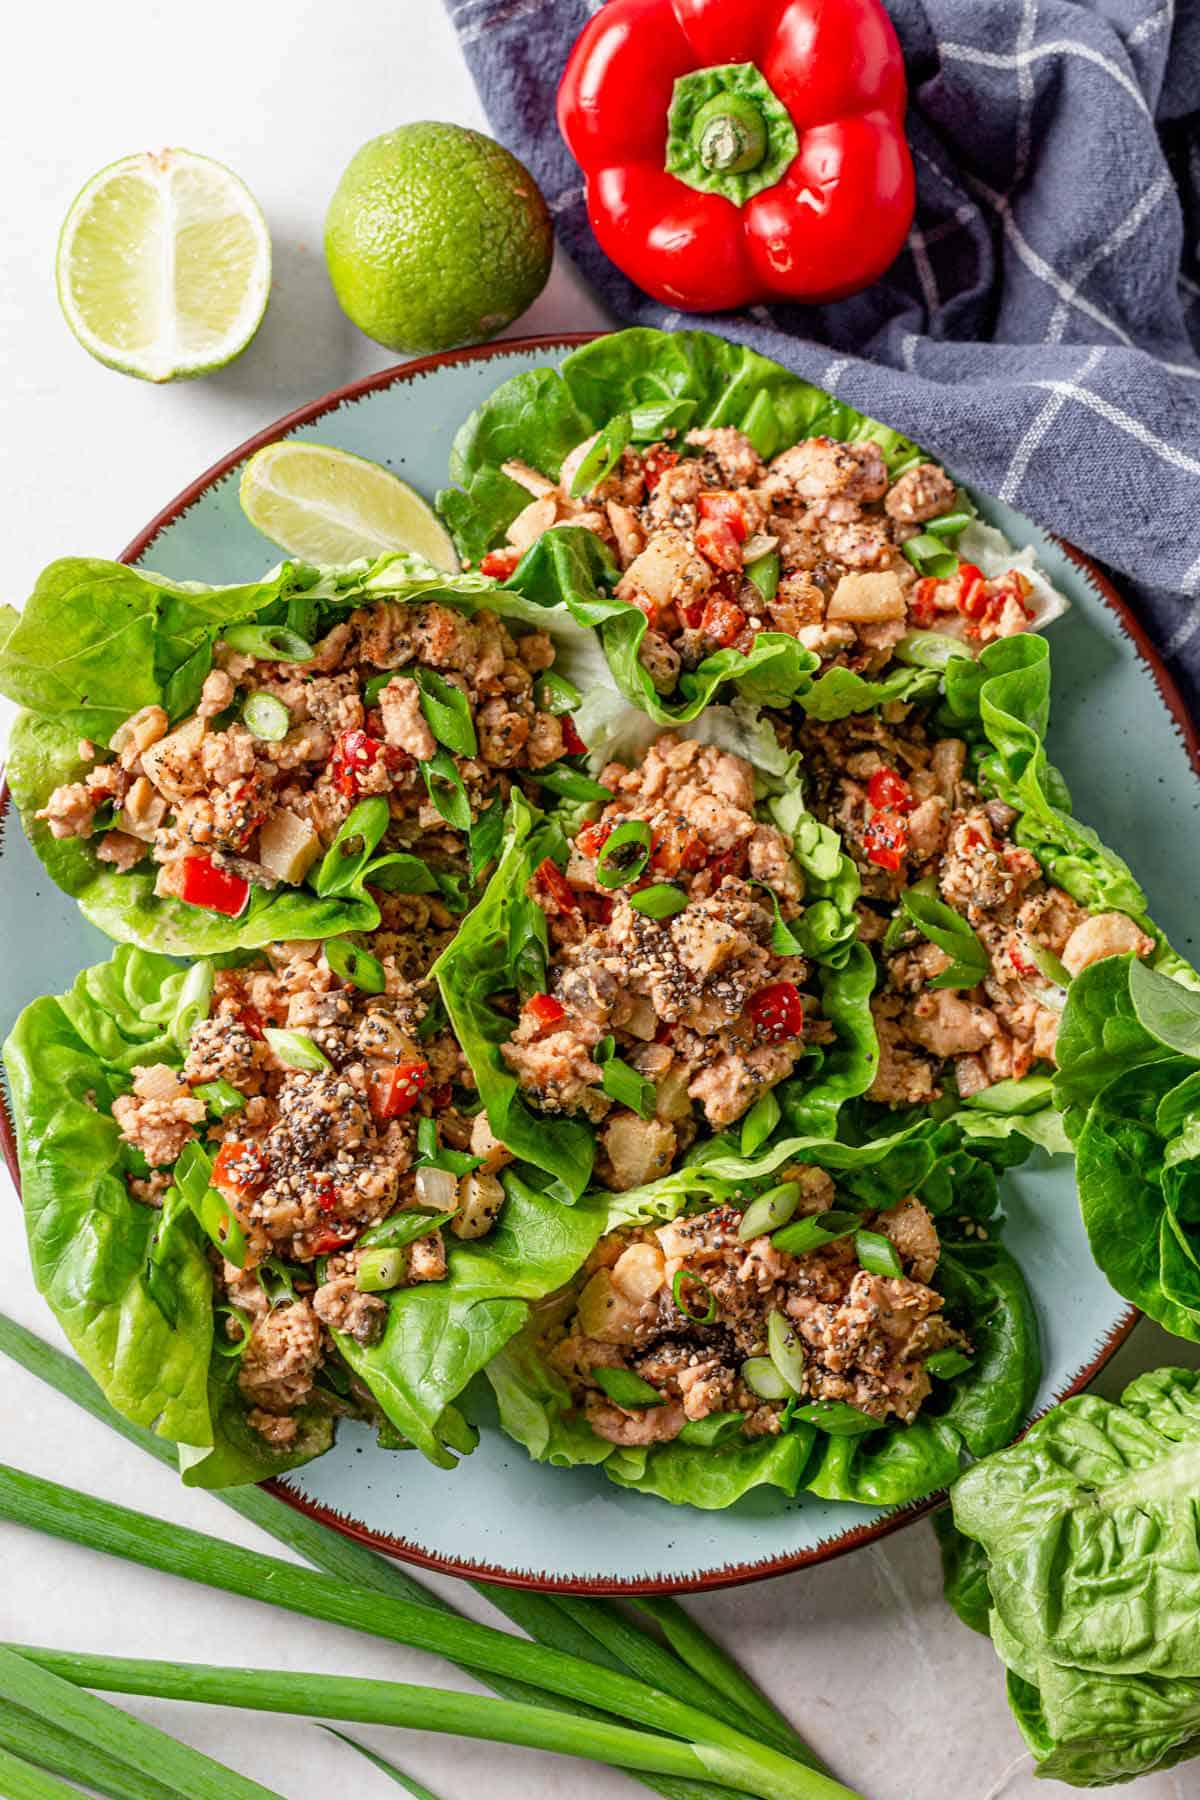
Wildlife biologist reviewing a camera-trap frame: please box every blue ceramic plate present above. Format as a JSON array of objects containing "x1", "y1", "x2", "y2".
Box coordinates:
[{"x1": 4, "y1": 337, "x2": 1195, "y2": 1593}]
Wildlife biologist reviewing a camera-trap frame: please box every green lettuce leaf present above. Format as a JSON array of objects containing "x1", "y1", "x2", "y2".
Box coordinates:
[
  {"x1": 949, "y1": 1366, "x2": 1200, "y2": 1785},
  {"x1": 932, "y1": 1508, "x2": 993, "y2": 1637},
  {"x1": 1, "y1": 552, "x2": 629, "y2": 956}
]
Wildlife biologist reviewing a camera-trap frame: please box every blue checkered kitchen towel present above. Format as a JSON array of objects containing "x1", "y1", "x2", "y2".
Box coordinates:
[{"x1": 447, "y1": 0, "x2": 1200, "y2": 713}]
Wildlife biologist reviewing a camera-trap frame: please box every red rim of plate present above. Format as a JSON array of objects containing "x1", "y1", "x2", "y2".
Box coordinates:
[{"x1": 2, "y1": 331, "x2": 1192, "y2": 1593}]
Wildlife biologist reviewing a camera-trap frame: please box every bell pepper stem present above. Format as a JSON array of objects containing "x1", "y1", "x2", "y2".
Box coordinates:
[{"x1": 693, "y1": 91, "x2": 767, "y2": 174}]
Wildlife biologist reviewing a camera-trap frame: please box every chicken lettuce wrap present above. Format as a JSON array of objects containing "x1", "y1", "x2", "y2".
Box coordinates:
[
  {"x1": 433, "y1": 726, "x2": 879, "y2": 1206},
  {"x1": 486, "y1": 1119, "x2": 1039, "y2": 1510},
  {"x1": 0, "y1": 550, "x2": 633, "y2": 956},
  {"x1": 1, "y1": 927, "x2": 600, "y2": 1484},
  {"x1": 787, "y1": 633, "x2": 1194, "y2": 1152},
  {"x1": 436, "y1": 327, "x2": 1067, "y2": 728}
]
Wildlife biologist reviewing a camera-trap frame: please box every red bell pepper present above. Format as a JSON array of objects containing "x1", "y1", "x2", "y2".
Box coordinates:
[
  {"x1": 178, "y1": 855, "x2": 250, "y2": 918},
  {"x1": 524, "y1": 992, "x2": 566, "y2": 1029},
  {"x1": 866, "y1": 768, "x2": 914, "y2": 814},
  {"x1": 746, "y1": 980, "x2": 805, "y2": 1042},
  {"x1": 558, "y1": 0, "x2": 914, "y2": 311},
  {"x1": 369, "y1": 1061, "x2": 430, "y2": 1121}
]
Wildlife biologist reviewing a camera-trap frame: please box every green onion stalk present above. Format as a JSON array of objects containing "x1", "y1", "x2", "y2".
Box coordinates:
[
  {"x1": 0, "y1": 1312, "x2": 836, "y2": 1798},
  {"x1": 0, "y1": 1464, "x2": 860, "y2": 1800},
  {"x1": 5, "y1": 1648, "x2": 861, "y2": 1800}
]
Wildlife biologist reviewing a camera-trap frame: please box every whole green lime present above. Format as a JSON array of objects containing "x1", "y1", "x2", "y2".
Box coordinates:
[{"x1": 324, "y1": 122, "x2": 554, "y2": 354}]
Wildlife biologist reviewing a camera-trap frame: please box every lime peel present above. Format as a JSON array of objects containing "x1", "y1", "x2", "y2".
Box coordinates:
[{"x1": 57, "y1": 148, "x2": 271, "y2": 382}]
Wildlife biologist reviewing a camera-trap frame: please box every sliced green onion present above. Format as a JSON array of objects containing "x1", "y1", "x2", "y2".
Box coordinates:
[
  {"x1": 595, "y1": 819, "x2": 652, "y2": 889},
  {"x1": 745, "y1": 550, "x2": 780, "y2": 607},
  {"x1": 751, "y1": 881, "x2": 805, "y2": 956},
  {"x1": 213, "y1": 1303, "x2": 254, "y2": 1359},
  {"x1": 596, "y1": 1037, "x2": 656, "y2": 1120},
  {"x1": 171, "y1": 961, "x2": 213, "y2": 1052},
  {"x1": 893, "y1": 631, "x2": 965, "y2": 671},
  {"x1": 740, "y1": 1356, "x2": 792, "y2": 1402},
  {"x1": 286, "y1": 593, "x2": 320, "y2": 644},
  {"x1": 899, "y1": 886, "x2": 989, "y2": 991},
  {"x1": 740, "y1": 1091, "x2": 781, "y2": 1159},
  {"x1": 854, "y1": 1229, "x2": 904, "y2": 1279},
  {"x1": 222, "y1": 622, "x2": 314, "y2": 663},
  {"x1": 415, "y1": 668, "x2": 478, "y2": 759},
  {"x1": 417, "y1": 1116, "x2": 438, "y2": 1161},
  {"x1": 787, "y1": 1400, "x2": 877, "y2": 1436},
  {"x1": 358, "y1": 1211, "x2": 453, "y2": 1253},
  {"x1": 364, "y1": 670, "x2": 394, "y2": 707},
  {"x1": 525, "y1": 763, "x2": 612, "y2": 803},
  {"x1": 570, "y1": 414, "x2": 632, "y2": 498},
  {"x1": 629, "y1": 883, "x2": 688, "y2": 918},
  {"x1": 738, "y1": 1181, "x2": 800, "y2": 1240},
  {"x1": 260, "y1": 1257, "x2": 303, "y2": 1309},
  {"x1": 263, "y1": 1028, "x2": 330, "y2": 1071},
  {"x1": 677, "y1": 1412, "x2": 745, "y2": 1448},
  {"x1": 356, "y1": 1247, "x2": 407, "y2": 1293},
  {"x1": 314, "y1": 797, "x2": 392, "y2": 897},
  {"x1": 172, "y1": 1139, "x2": 213, "y2": 1209},
  {"x1": 1028, "y1": 940, "x2": 1072, "y2": 987},
  {"x1": 628, "y1": 399, "x2": 696, "y2": 440},
  {"x1": 766, "y1": 1309, "x2": 806, "y2": 1395},
  {"x1": 325, "y1": 937, "x2": 387, "y2": 993},
  {"x1": 242, "y1": 692, "x2": 290, "y2": 741},
  {"x1": 922, "y1": 510, "x2": 974, "y2": 539},
  {"x1": 193, "y1": 1079, "x2": 246, "y2": 1119},
  {"x1": 421, "y1": 747, "x2": 472, "y2": 833},
  {"x1": 901, "y1": 534, "x2": 959, "y2": 580},
  {"x1": 534, "y1": 671, "x2": 582, "y2": 715},
  {"x1": 593, "y1": 1366, "x2": 665, "y2": 1409},
  {"x1": 672, "y1": 1269, "x2": 717, "y2": 1325},
  {"x1": 468, "y1": 793, "x2": 506, "y2": 881},
  {"x1": 925, "y1": 1347, "x2": 974, "y2": 1380},
  {"x1": 771, "y1": 1208, "x2": 860, "y2": 1257},
  {"x1": 197, "y1": 1187, "x2": 247, "y2": 1269}
]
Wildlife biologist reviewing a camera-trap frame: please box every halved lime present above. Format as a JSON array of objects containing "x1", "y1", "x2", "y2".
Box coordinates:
[
  {"x1": 240, "y1": 441, "x2": 459, "y2": 571},
  {"x1": 57, "y1": 149, "x2": 271, "y2": 382}
]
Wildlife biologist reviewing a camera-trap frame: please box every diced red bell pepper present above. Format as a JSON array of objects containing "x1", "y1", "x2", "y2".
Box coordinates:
[
  {"x1": 863, "y1": 810, "x2": 909, "y2": 872},
  {"x1": 641, "y1": 446, "x2": 678, "y2": 492},
  {"x1": 867, "y1": 768, "x2": 914, "y2": 814},
  {"x1": 535, "y1": 857, "x2": 579, "y2": 912},
  {"x1": 700, "y1": 593, "x2": 747, "y2": 646},
  {"x1": 330, "y1": 728, "x2": 385, "y2": 798},
  {"x1": 651, "y1": 819, "x2": 708, "y2": 876},
  {"x1": 955, "y1": 563, "x2": 987, "y2": 620},
  {"x1": 524, "y1": 992, "x2": 566, "y2": 1029},
  {"x1": 631, "y1": 592, "x2": 663, "y2": 629},
  {"x1": 747, "y1": 981, "x2": 806, "y2": 1043},
  {"x1": 909, "y1": 577, "x2": 938, "y2": 629},
  {"x1": 1010, "y1": 941, "x2": 1037, "y2": 978},
  {"x1": 312, "y1": 1227, "x2": 355, "y2": 1255},
  {"x1": 316, "y1": 1184, "x2": 338, "y2": 1214},
  {"x1": 560, "y1": 714, "x2": 587, "y2": 755},
  {"x1": 697, "y1": 491, "x2": 748, "y2": 542},
  {"x1": 695, "y1": 518, "x2": 744, "y2": 575},
  {"x1": 236, "y1": 1006, "x2": 265, "y2": 1041},
  {"x1": 481, "y1": 548, "x2": 521, "y2": 579},
  {"x1": 178, "y1": 855, "x2": 250, "y2": 918},
  {"x1": 369, "y1": 1061, "x2": 430, "y2": 1121},
  {"x1": 211, "y1": 1139, "x2": 268, "y2": 1201},
  {"x1": 575, "y1": 819, "x2": 614, "y2": 858}
]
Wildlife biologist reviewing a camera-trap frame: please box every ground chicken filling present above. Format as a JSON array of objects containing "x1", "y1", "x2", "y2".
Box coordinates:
[
  {"x1": 501, "y1": 733, "x2": 832, "y2": 1190},
  {"x1": 797, "y1": 709, "x2": 1155, "y2": 1105},
  {"x1": 112, "y1": 897, "x2": 510, "y2": 1446},
  {"x1": 548, "y1": 1170, "x2": 967, "y2": 1448},
  {"x1": 487, "y1": 427, "x2": 1036, "y2": 697},
  {"x1": 36, "y1": 599, "x2": 571, "y2": 909}
]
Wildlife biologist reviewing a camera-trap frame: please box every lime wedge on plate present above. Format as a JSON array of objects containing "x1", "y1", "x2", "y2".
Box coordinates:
[
  {"x1": 56, "y1": 148, "x2": 271, "y2": 382},
  {"x1": 240, "y1": 441, "x2": 459, "y2": 571}
]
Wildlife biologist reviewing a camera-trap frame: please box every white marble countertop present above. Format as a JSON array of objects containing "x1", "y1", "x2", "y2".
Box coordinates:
[{"x1": 3, "y1": 5, "x2": 1199, "y2": 1796}]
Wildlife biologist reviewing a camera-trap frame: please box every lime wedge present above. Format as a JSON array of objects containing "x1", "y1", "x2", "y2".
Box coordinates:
[
  {"x1": 57, "y1": 148, "x2": 271, "y2": 382},
  {"x1": 240, "y1": 441, "x2": 459, "y2": 571}
]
